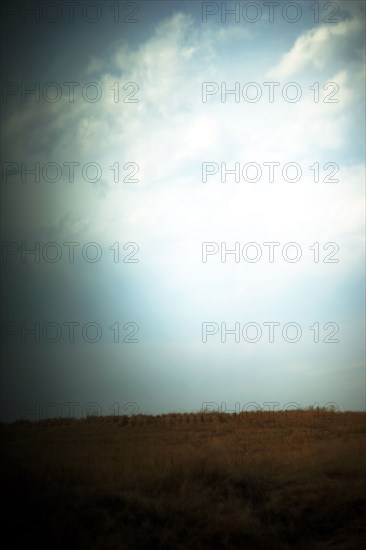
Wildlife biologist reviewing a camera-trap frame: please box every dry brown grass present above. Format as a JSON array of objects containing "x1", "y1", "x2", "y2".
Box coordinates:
[{"x1": 1, "y1": 409, "x2": 365, "y2": 549}]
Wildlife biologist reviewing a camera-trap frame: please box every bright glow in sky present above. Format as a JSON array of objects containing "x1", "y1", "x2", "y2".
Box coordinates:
[{"x1": 1, "y1": 0, "x2": 365, "y2": 420}]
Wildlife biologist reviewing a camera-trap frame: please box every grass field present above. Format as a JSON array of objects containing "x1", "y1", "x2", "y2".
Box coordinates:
[{"x1": 1, "y1": 408, "x2": 365, "y2": 549}]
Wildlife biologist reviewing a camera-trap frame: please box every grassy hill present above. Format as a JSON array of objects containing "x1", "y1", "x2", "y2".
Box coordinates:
[{"x1": 1, "y1": 409, "x2": 365, "y2": 549}]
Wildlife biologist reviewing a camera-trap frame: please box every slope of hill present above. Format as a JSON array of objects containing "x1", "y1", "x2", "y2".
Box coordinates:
[{"x1": 1, "y1": 409, "x2": 365, "y2": 549}]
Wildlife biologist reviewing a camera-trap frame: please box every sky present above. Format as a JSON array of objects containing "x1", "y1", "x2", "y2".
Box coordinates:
[{"x1": 0, "y1": 0, "x2": 365, "y2": 421}]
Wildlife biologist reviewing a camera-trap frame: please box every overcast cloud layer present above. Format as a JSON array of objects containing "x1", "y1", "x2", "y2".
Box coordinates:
[{"x1": 1, "y1": 0, "x2": 365, "y2": 420}]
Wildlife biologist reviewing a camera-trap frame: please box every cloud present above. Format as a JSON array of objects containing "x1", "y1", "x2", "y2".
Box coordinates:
[
  {"x1": 3, "y1": 10, "x2": 364, "y2": 276},
  {"x1": 1, "y1": 7, "x2": 364, "y2": 412},
  {"x1": 268, "y1": 15, "x2": 364, "y2": 79}
]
